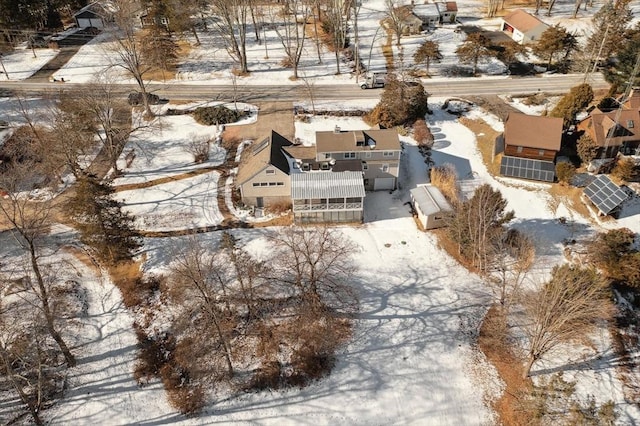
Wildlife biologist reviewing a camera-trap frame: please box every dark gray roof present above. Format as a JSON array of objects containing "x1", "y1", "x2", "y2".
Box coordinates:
[
  {"x1": 270, "y1": 130, "x2": 293, "y2": 174},
  {"x1": 500, "y1": 156, "x2": 555, "y2": 182},
  {"x1": 333, "y1": 159, "x2": 363, "y2": 172}
]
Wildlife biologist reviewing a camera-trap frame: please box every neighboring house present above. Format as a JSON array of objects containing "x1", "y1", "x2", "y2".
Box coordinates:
[
  {"x1": 500, "y1": 9, "x2": 548, "y2": 44},
  {"x1": 73, "y1": 1, "x2": 114, "y2": 29},
  {"x1": 391, "y1": 6, "x2": 424, "y2": 35},
  {"x1": 413, "y1": 3, "x2": 441, "y2": 27},
  {"x1": 140, "y1": 13, "x2": 170, "y2": 29},
  {"x1": 577, "y1": 90, "x2": 640, "y2": 157},
  {"x1": 236, "y1": 131, "x2": 293, "y2": 209},
  {"x1": 499, "y1": 113, "x2": 563, "y2": 182},
  {"x1": 236, "y1": 127, "x2": 402, "y2": 223},
  {"x1": 436, "y1": 1, "x2": 458, "y2": 24},
  {"x1": 315, "y1": 127, "x2": 402, "y2": 191},
  {"x1": 410, "y1": 184, "x2": 453, "y2": 230}
]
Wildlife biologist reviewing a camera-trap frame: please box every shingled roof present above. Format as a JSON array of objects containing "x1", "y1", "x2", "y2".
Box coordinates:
[
  {"x1": 236, "y1": 131, "x2": 293, "y2": 185},
  {"x1": 504, "y1": 113, "x2": 563, "y2": 151},
  {"x1": 502, "y1": 9, "x2": 547, "y2": 33},
  {"x1": 316, "y1": 128, "x2": 400, "y2": 153}
]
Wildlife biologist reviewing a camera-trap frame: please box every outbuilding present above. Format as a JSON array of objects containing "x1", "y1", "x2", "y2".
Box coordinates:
[
  {"x1": 410, "y1": 184, "x2": 453, "y2": 230},
  {"x1": 73, "y1": 1, "x2": 114, "y2": 29}
]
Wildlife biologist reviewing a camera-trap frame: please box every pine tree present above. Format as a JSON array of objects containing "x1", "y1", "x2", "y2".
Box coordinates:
[
  {"x1": 533, "y1": 25, "x2": 577, "y2": 69},
  {"x1": 550, "y1": 83, "x2": 594, "y2": 126},
  {"x1": 455, "y1": 33, "x2": 492, "y2": 75},
  {"x1": 585, "y1": 0, "x2": 633, "y2": 62},
  {"x1": 67, "y1": 174, "x2": 141, "y2": 264},
  {"x1": 366, "y1": 73, "x2": 429, "y2": 127},
  {"x1": 414, "y1": 40, "x2": 443, "y2": 74}
]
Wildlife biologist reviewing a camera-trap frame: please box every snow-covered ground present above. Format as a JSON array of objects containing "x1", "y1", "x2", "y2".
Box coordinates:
[
  {"x1": 0, "y1": 45, "x2": 58, "y2": 81},
  {"x1": 32, "y1": 98, "x2": 638, "y2": 424}
]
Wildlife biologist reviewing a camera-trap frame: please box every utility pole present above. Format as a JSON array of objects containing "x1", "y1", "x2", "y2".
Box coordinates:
[
  {"x1": 0, "y1": 54, "x2": 8, "y2": 80},
  {"x1": 353, "y1": 0, "x2": 360, "y2": 83},
  {"x1": 367, "y1": 25, "x2": 383, "y2": 73}
]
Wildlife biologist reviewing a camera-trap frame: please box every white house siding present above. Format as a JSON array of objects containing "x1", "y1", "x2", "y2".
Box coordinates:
[{"x1": 240, "y1": 167, "x2": 291, "y2": 207}]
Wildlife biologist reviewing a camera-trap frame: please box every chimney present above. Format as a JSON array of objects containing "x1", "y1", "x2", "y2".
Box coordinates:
[{"x1": 334, "y1": 125, "x2": 341, "y2": 133}]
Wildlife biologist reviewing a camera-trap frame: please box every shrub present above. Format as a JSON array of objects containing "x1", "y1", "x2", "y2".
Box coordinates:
[
  {"x1": 612, "y1": 157, "x2": 635, "y2": 181},
  {"x1": 161, "y1": 363, "x2": 205, "y2": 414},
  {"x1": 577, "y1": 134, "x2": 598, "y2": 165},
  {"x1": 192, "y1": 106, "x2": 247, "y2": 126},
  {"x1": 286, "y1": 346, "x2": 335, "y2": 387},
  {"x1": 364, "y1": 74, "x2": 429, "y2": 127},
  {"x1": 116, "y1": 273, "x2": 160, "y2": 308},
  {"x1": 413, "y1": 119, "x2": 434, "y2": 148},
  {"x1": 555, "y1": 162, "x2": 576, "y2": 185},
  {"x1": 249, "y1": 361, "x2": 282, "y2": 391},
  {"x1": 430, "y1": 163, "x2": 459, "y2": 204}
]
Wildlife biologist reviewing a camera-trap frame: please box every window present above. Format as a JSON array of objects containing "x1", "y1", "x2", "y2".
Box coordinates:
[
  {"x1": 266, "y1": 169, "x2": 275, "y2": 175},
  {"x1": 268, "y1": 182, "x2": 277, "y2": 186},
  {"x1": 321, "y1": 163, "x2": 330, "y2": 170},
  {"x1": 383, "y1": 151, "x2": 394, "y2": 157},
  {"x1": 324, "y1": 153, "x2": 331, "y2": 159},
  {"x1": 252, "y1": 183, "x2": 260, "y2": 187},
  {"x1": 276, "y1": 182, "x2": 284, "y2": 186},
  {"x1": 362, "y1": 161, "x2": 368, "y2": 170},
  {"x1": 628, "y1": 120, "x2": 635, "y2": 128},
  {"x1": 538, "y1": 149, "x2": 545, "y2": 156},
  {"x1": 516, "y1": 146, "x2": 523, "y2": 153},
  {"x1": 382, "y1": 163, "x2": 389, "y2": 172},
  {"x1": 302, "y1": 163, "x2": 310, "y2": 171},
  {"x1": 344, "y1": 152, "x2": 356, "y2": 159},
  {"x1": 260, "y1": 182, "x2": 268, "y2": 186}
]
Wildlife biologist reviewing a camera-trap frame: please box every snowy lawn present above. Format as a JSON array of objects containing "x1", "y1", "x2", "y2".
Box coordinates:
[
  {"x1": 51, "y1": 32, "x2": 122, "y2": 83},
  {"x1": 0, "y1": 46, "x2": 58, "y2": 81},
  {"x1": 118, "y1": 171, "x2": 224, "y2": 232}
]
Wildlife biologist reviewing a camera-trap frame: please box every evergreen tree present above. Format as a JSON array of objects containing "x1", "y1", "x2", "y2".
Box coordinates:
[
  {"x1": 533, "y1": 25, "x2": 577, "y2": 69},
  {"x1": 605, "y1": 25, "x2": 640, "y2": 88},
  {"x1": 366, "y1": 73, "x2": 429, "y2": 127},
  {"x1": 585, "y1": 0, "x2": 633, "y2": 62},
  {"x1": 455, "y1": 33, "x2": 492, "y2": 75},
  {"x1": 414, "y1": 40, "x2": 443, "y2": 74},
  {"x1": 550, "y1": 83, "x2": 594, "y2": 126},
  {"x1": 577, "y1": 133, "x2": 598, "y2": 164},
  {"x1": 67, "y1": 174, "x2": 141, "y2": 264}
]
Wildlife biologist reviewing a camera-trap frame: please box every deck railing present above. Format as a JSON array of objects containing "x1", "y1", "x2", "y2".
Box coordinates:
[{"x1": 293, "y1": 202, "x2": 362, "y2": 211}]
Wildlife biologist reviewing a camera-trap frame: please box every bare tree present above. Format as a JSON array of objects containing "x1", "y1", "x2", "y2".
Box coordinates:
[
  {"x1": 488, "y1": 229, "x2": 535, "y2": 310},
  {"x1": 169, "y1": 238, "x2": 236, "y2": 376},
  {"x1": 486, "y1": 0, "x2": 501, "y2": 17},
  {"x1": 186, "y1": 134, "x2": 211, "y2": 163},
  {"x1": 68, "y1": 78, "x2": 150, "y2": 176},
  {"x1": 109, "y1": 0, "x2": 155, "y2": 117},
  {"x1": 300, "y1": 72, "x2": 317, "y2": 115},
  {"x1": 269, "y1": 226, "x2": 359, "y2": 312},
  {"x1": 324, "y1": 0, "x2": 351, "y2": 74},
  {"x1": 272, "y1": 0, "x2": 309, "y2": 79},
  {"x1": 0, "y1": 164, "x2": 76, "y2": 367},
  {"x1": 448, "y1": 184, "x2": 514, "y2": 273},
  {"x1": 522, "y1": 264, "x2": 612, "y2": 378},
  {"x1": 384, "y1": 0, "x2": 404, "y2": 47},
  {"x1": 212, "y1": 0, "x2": 251, "y2": 74}
]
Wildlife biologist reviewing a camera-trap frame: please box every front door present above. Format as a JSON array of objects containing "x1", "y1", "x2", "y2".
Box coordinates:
[{"x1": 256, "y1": 197, "x2": 264, "y2": 208}]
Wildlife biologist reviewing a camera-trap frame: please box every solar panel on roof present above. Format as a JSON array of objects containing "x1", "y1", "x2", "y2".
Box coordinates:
[
  {"x1": 583, "y1": 175, "x2": 628, "y2": 215},
  {"x1": 499, "y1": 156, "x2": 555, "y2": 182}
]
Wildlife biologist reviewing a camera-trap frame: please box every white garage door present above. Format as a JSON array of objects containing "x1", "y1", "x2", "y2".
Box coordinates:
[{"x1": 374, "y1": 177, "x2": 395, "y2": 191}]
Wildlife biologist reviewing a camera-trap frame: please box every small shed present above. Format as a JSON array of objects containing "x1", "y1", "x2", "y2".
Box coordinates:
[
  {"x1": 410, "y1": 184, "x2": 453, "y2": 230},
  {"x1": 436, "y1": 2, "x2": 458, "y2": 24}
]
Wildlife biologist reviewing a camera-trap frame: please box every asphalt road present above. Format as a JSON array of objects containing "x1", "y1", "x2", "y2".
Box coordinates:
[{"x1": 0, "y1": 72, "x2": 609, "y2": 101}]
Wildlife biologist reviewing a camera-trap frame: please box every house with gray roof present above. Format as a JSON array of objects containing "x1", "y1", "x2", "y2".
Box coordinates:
[{"x1": 235, "y1": 127, "x2": 402, "y2": 222}]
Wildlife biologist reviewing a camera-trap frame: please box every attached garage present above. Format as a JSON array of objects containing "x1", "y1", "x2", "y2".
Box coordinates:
[
  {"x1": 75, "y1": 12, "x2": 105, "y2": 29},
  {"x1": 374, "y1": 177, "x2": 395, "y2": 191}
]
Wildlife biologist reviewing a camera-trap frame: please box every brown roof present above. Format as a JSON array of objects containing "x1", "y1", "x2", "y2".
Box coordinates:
[
  {"x1": 283, "y1": 145, "x2": 317, "y2": 160},
  {"x1": 622, "y1": 89, "x2": 640, "y2": 110},
  {"x1": 504, "y1": 113, "x2": 563, "y2": 151},
  {"x1": 502, "y1": 9, "x2": 548, "y2": 33},
  {"x1": 577, "y1": 109, "x2": 640, "y2": 147},
  {"x1": 443, "y1": 1, "x2": 458, "y2": 12},
  {"x1": 236, "y1": 131, "x2": 292, "y2": 185},
  {"x1": 316, "y1": 128, "x2": 401, "y2": 153}
]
